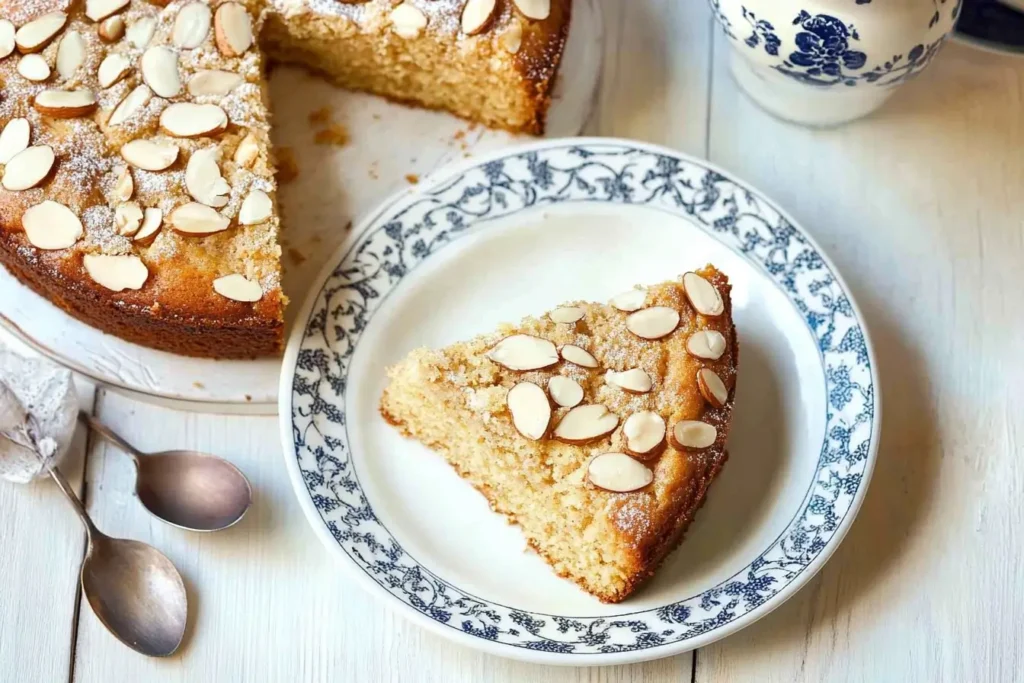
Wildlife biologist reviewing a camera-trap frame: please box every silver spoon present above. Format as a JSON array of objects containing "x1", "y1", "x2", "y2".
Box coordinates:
[{"x1": 80, "y1": 412, "x2": 253, "y2": 533}]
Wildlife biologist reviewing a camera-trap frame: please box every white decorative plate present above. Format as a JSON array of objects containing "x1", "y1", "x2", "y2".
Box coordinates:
[
  {"x1": 279, "y1": 138, "x2": 881, "y2": 664},
  {"x1": 0, "y1": 0, "x2": 603, "y2": 412}
]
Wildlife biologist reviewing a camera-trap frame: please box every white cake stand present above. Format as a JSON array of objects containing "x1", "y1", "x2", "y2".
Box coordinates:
[{"x1": 0, "y1": 0, "x2": 604, "y2": 414}]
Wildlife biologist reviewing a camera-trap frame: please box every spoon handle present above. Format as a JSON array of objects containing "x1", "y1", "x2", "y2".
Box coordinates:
[
  {"x1": 46, "y1": 463, "x2": 100, "y2": 541},
  {"x1": 80, "y1": 412, "x2": 144, "y2": 466}
]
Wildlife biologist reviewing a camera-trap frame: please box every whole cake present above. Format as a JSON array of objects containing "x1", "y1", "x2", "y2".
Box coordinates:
[
  {"x1": 380, "y1": 268, "x2": 738, "y2": 602},
  {"x1": 0, "y1": 0, "x2": 570, "y2": 357}
]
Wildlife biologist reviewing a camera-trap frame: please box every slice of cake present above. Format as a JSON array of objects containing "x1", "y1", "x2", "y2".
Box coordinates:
[{"x1": 380, "y1": 266, "x2": 738, "y2": 603}]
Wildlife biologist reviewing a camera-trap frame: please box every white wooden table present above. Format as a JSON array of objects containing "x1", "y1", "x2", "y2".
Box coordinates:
[{"x1": 3, "y1": 1, "x2": 1024, "y2": 680}]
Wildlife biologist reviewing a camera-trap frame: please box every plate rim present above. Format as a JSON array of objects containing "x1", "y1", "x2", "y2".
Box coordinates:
[{"x1": 277, "y1": 136, "x2": 882, "y2": 665}]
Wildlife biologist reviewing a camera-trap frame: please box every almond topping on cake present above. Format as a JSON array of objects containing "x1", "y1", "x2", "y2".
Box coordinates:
[
  {"x1": 189, "y1": 70, "x2": 243, "y2": 97},
  {"x1": 15, "y1": 13, "x2": 67, "y2": 54},
  {"x1": 126, "y1": 17, "x2": 156, "y2": 49},
  {"x1": 0, "y1": 20, "x2": 15, "y2": 59},
  {"x1": 22, "y1": 201, "x2": 83, "y2": 250},
  {"x1": 498, "y1": 19, "x2": 523, "y2": 54},
  {"x1": 56, "y1": 31, "x2": 85, "y2": 80},
  {"x1": 17, "y1": 55, "x2": 50, "y2": 82},
  {"x1": 185, "y1": 148, "x2": 230, "y2": 207},
  {"x1": 390, "y1": 4, "x2": 428, "y2": 39},
  {"x1": 121, "y1": 139, "x2": 178, "y2": 171},
  {"x1": 83, "y1": 254, "x2": 149, "y2": 292},
  {"x1": 687, "y1": 329, "x2": 727, "y2": 360},
  {"x1": 114, "y1": 202, "x2": 144, "y2": 236},
  {"x1": 626, "y1": 306, "x2": 680, "y2": 340},
  {"x1": 671, "y1": 420, "x2": 718, "y2": 450},
  {"x1": 233, "y1": 132, "x2": 259, "y2": 167},
  {"x1": 604, "y1": 368, "x2": 653, "y2": 394},
  {"x1": 0, "y1": 119, "x2": 30, "y2": 164},
  {"x1": 111, "y1": 165, "x2": 134, "y2": 202},
  {"x1": 462, "y1": 0, "x2": 498, "y2": 36},
  {"x1": 506, "y1": 381, "x2": 551, "y2": 441},
  {"x1": 213, "y1": 273, "x2": 263, "y2": 302},
  {"x1": 697, "y1": 368, "x2": 729, "y2": 408},
  {"x1": 239, "y1": 190, "x2": 272, "y2": 225},
  {"x1": 160, "y1": 103, "x2": 229, "y2": 138},
  {"x1": 513, "y1": 0, "x2": 552, "y2": 21},
  {"x1": 587, "y1": 453, "x2": 653, "y2": 493},
  {"x1": 549, "y1": 306, "x2": 584, "y2": 324},
  {"x1": 98, "y1": 16, "x2": 125, "y2": 43},
  {"x1": 174, "y1": 2, "x2": 212, "y2": 49},
  {"x1": 2, "y1": 145, "x2": 55, "y2": 191},
  {"x1": 85, "y1": 0, "x2": 130, "y2": 23},
  {"x1": 169, "y1": 202, "x2": 230, "y2": 235},
  {"x1": 134, "y1": 208, "x2": 163, "y2": 242},
  {"x1": 487, "y1": 334, "x2": 559, "y2": 371},
  {"x1": 547, "y1": 376, "x2": 583, "y2": 408},
  {"x1": 109, "y1": 85, "x2": 152, "y2": 125},
  {"x1": 560, "y1": 344, "x2": 598, "y2": 368},
  {"x1": 553, "y1": 404, "x2": 619, "y2": 444},
  {"x1": 610, "y1": 288, "x2": 647, "y2": 312},
  {"x1": 623, "y1": 411, "x2": 667, "y2": 457},
  {"x1": 683, "y1": 272, "x2": 725, "y2": 317},
  {"x1": 142, "y1": 46, "x2": 182, "y2": 98},
  {"x1": 214, "y1": 3, "x2": 254, "y2": 57},
  {"x1": 33, "y1": 89, "x2": 97, "y2": 118}
]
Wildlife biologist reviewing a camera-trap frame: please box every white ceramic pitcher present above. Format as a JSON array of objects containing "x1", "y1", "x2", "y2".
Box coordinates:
[{"x1": 709, "y1": 0, "x2": 964, "y2": 126}]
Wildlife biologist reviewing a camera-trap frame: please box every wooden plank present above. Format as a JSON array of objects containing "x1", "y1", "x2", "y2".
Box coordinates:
[
  {"x1": 698, "y1": 36, "x2": 1024, "y2": 682},
  {"x1": 0, "y1": 371, "x2": 95, "y2": 683}
]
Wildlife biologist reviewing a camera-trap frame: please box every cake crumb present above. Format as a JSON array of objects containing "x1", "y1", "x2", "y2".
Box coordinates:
[
  {"x1": 245, "y1": 394, "x2": 252, "y2": 402},
  {"x1": 287, "y1": 247, "x2": 307, "y2": 265},
  {"x1": 308, "y1": 106, "x2": 332, "y2": 125},
  {"x1": 276, "y1": 147, "x2": 300, "y2": 184},
  {"x1": 405, "y1": 174, "x2": 419, "y2": 185},
  {"x1": 314, "y1": 124, "x2": 349, "y2": 147},
  {"x1": 193, "y1": 381, "x2": 205, "y2": 389},
  {"x1": 453, "y1": 130, "x2": 466, "y2": 141}
]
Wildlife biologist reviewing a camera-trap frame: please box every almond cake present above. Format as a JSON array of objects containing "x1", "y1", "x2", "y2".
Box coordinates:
[
  {"x1": 0, "y1": 0, "x2": 570, "y2": 357},
  {"x1": 380, "y1": 267, "x2": 738, "y2": 603}
]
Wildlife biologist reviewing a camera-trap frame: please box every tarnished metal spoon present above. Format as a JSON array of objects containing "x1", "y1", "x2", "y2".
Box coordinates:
[{"x1": 80, "y1": 413, "x2": 252, "y2": 533}]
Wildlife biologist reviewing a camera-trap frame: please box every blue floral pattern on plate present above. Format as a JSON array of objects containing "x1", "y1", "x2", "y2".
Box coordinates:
[{"x1": 284, "y1": 141, "x2": 877, "y2": 657}]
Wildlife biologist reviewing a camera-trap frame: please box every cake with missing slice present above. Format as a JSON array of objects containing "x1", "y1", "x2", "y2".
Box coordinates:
[{"x1": 380, "y1": 266, "x2": 738, "y2": 603}]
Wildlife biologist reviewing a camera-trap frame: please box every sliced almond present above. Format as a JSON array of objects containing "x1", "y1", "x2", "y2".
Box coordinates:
[
  {"x1": 108, "y1": 84, "x2": 152, "y2": 125},
  {"x1": 214, "y1": 3, "x2": 253, "y2": 57},
  {"x1": 587, "y1": 453, "x2": 653, "y2": 493},
  {"x1": 134, "y1": 208, "x2": 163, "y2": 242},
  {"x1": 141, "y1": 46, "x2": 181, "y2": 98},
  {"x1": 683, "y1": 272, "x2": 725, "y2": 317},
  {"x1": 513, "y1": 0, "x2": 551, "y2": 20},
  {"x1": 553, "y1": 404, "x2": 618, "y2": 444},
  {"x1": 22, "y1": 200, "x2": 82, "y2": 250},
  {"x1": 213, "y1": 273, "x2": 262, "y2": 302},
  {"x1": 461, "y1": 0, "x2": 497, "y2": 35},
  {"x1": 697, "y1": 368, "x2": 729, "y2": 408},
  {"x1": 188, "y1": 69, "x2": 243, "y2": 97},
  {"x1": 17, "y1": 54, "x2": 50, "y2": 82},
  {"x1": 560, "y1": 344, "x2": 598, "y2": 368},
  {"x1": 2, "y1": 145, "x2": 54, "y2": 191},
  {"x1": 239, "y1": 189, "x2": 272, "y2": 225},
  {"x1": 86, "y1": 0, "x2": 130, "y2": 23},
  {"x1": 160, "y1": 102, "x2": 229, "y2": 138},
  {"x1": 15, "y1": 12, "x2": 67, "y2": 54},
  {"x1": 56, "y1": 31, "x2": 85, "y2": 80},
  {"x1": 626, "y1": 306, "x2": 679, "y2": 340},
  {"x1": 233, "y1": 132, "x2": 259, "y2": 167},
  {"x1": 0, "y1": 20, "x2": 15, "y2": 60},
  {"x1": 98, "y1": 53, "x2": 131, "y2": 89},
  {"x1": 686, "y1": 330, "x2": 727, "y2": 360},
  {"x1": 389, "y1": 3, "x2": 427, "y2": 39},
  {"x1": 185, "y1": 147, "x2": 230, "y2": 207},
  {"x1": 173, "y1": 2, "x2": 212, "y2": 49},
  {"x1": 126, "y1": 17, "x2": 157, "y2": 49},
  {"x1": 83, "y1": 253, "x2": 148, "y2": 292},
  {"x1": 120, "y1": 138, "x2": 178, "y2": 171},
  {"x1": 498, "y1": 19, "x2": 523, "y2": 54},
  {"x1": 623, "y1": 411, "x2": 666, "y2": 457},
  {"x1": 98, "y1": 16, "x2": 125, "y2": 42},
  {"x1": 610, "y1": 288, "x2": 646, "y2": 312},
  {"x1": 506, "y1": 381, "x2": 551, "y2": 441},
  {"x1": 0, "y1": 118, "x2": 30, "y2": 165},
  {"x1": 111, "y1": 165, "x2": 134, "y2": 202},
  {"x1": 671, "y1": 420, "x2": 718, "y2": 450},
  {"x1": 114, "y1": 202, "x2": 144, "y2": 236},
  {"x1": 486, "y1": 334, "x2": 558, "y2": 371},
  {"x1": 547, "y1": 376, "x2": 583, "y2": 409},
  {"x1": 33, "y1": 89, "x2": 97, "y2": 118},
  {"x1": 549, "y1": 306, "x2": 584, "y2": 324},
  {"x1": 169, "y1": 202, "x2": 230, "y2": 235},
  {"x1": 604, "y1": 368, "x2": 653, "y2": 394}
]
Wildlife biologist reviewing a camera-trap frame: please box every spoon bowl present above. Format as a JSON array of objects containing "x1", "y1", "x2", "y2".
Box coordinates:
[
  {"x1": 136, "y1": 450, "x2": 252, "y2": 532},
  {"x1": 81, "y1": 535, "x2": 188, "y2": 657}
]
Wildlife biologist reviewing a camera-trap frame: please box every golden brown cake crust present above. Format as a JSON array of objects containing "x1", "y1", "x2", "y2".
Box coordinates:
[{"x1": 380, "y1": 266, "x2": 738, "y2": 603}]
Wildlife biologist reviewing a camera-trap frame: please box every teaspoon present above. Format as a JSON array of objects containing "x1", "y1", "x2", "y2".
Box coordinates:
[{"x1": 80, "y1": 412, "x2": 253, "y2": 533}]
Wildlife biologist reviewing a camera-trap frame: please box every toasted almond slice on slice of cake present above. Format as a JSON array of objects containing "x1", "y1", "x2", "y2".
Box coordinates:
[{"x1": 379, "y1": 266, "x2": 738, "y2": 603}]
